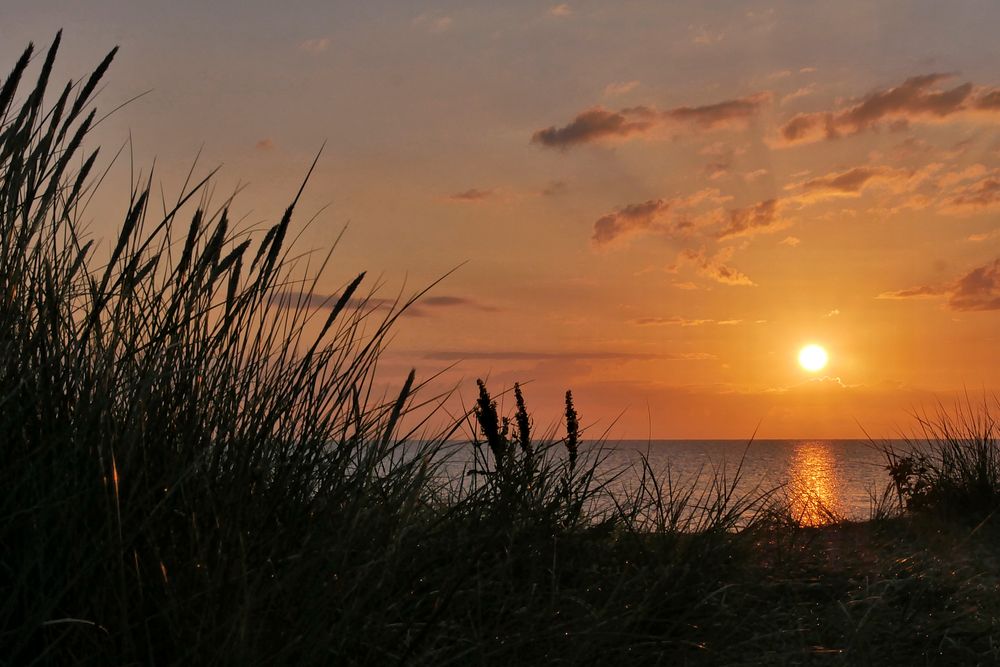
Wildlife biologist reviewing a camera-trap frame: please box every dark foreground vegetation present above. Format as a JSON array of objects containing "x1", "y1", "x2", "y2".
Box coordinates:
[{"x1": 4, "y1": 35, "x2": 1000, "y2": 665}]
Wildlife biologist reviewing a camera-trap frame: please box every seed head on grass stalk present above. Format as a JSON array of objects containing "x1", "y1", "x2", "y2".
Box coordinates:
[
  {"x1": 564, "y1": 389, "x2": 579, "y2": 473},
  {"x1": 475, "y1": 378, "x2": 506, "y2": 467}
]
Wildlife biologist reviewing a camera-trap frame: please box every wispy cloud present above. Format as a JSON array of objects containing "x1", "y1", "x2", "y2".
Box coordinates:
[
  {"x1": 592, "y1": 199, "x2": 671, "y2": 246},
  {"x1": 590, "y1": 190, "x2": 725, "y2": 246},
  {"x1": 681, "y1": 247, "x2": 756, "y2": 286},
  {"x1": 603, "y1": 80, "x2": 639, "y2": 97},
  {"x1": 420, "y1": 350, "x2": 712, "y2": 361},
  {"x1": 949, "y1": 258, "x2": 1000, "y2": 310},
  {"x1": 632, "y1": 316, "x2": 714, "y2": 327},
  {"x1": 632, "y1": 316, "x2": 742, "y2": 327},
  {"x1": 540, "y1": 180, "x2": 568, "y2": 197},
  {"x1": 876, "y1": 285, "x2": 943, "y2": 300},
  {"x1": 532, "y1": 92, "x2": 770, "y2": 148},
  {"x1": 298, "y1": 37, "x2": 331, "y2": 54},
  {"x1": 255, "y1": 138, "x2": 275, "y2": 151},
  {"x1": 780, "y1": 84, "x2": 816, "y2": 106},
  {"x1": 775, "y1": 73, "x2": 1000, "y2": 146},
  {"x1": 717, "y1": 199, "x2": 786, "y2": 239},
  {"x1": 690, "y1": 26, "x2": 724, "y2": 45},
  {"x1": 940, "y1": 173, "x2": 1000, "y2": 212},
  {"x1": 446, "y1": 188, "x2": 494, "y2": 202},
  {"x1": 548, "y1": 3, "x2": 572, "y2": 17},
  {"x1": 875, "y1": 259, "x2": 1000, "y2": 310},
  {"x1": 272, "y1": 291, "x2": 497, "y2": 317}
]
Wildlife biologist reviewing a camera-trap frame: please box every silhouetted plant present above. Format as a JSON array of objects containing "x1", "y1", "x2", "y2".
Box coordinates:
[
  {"x1": 514, "y1": 382, "x2": 532, "y2": 458},
  {"x1": 880, "y1": 398, "x2": 1000, "y2": 519},
  {"x1": 564, "y1": 389, "x2": 579, "y2": 473}
]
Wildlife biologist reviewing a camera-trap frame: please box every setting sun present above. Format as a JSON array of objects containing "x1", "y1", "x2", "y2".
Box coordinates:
[{"x1": 798, "y1": 344, "x2": 829, "y2": 373}]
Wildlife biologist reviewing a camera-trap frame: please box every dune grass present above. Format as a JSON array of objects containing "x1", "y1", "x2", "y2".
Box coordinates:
[
  {"x1": 5, "y1": 34, "x2": 1000, "y2": 665},
  {"x1": 879, "y1": 397, "x2": 1000, "y2": 521}
]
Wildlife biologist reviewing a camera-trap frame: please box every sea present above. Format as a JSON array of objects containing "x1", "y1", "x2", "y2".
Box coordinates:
[
  {"x1": 439, "y1": 439, "x2": 903, "y2": 526},
  {"x1": 593, "y1": 439, "x2": 897, "y2": 524}
]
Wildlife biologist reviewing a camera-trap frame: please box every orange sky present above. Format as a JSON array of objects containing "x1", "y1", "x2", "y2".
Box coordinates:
[{"x1": 4, "y1": 2, "x2": 1000, "y2": 438}]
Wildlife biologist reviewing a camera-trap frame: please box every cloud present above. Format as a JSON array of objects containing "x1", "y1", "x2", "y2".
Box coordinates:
[
  {"x1": 801, "y1": 166, "x2": 887, "y2": 193},
  {"x1": 780, "y1": 84, "x2": 817, "y2": 106},
  {"x1": 788, "y1": 165, "x2": 915, "y2": 204},
  {"x1": 532, "y1": 93, "x2": 770, "y2": 148},
  {"x1": 272, "y1": 291, "x2": 495, "y2": 317},
  {"x1": 298, "y1": 37, "x2": 331, "y2": 54},
  {"x1": 255, "y1": 138, "x2": 275, "y2": 151},
  {"x1": 603, "y1": 80, "x2": 639, "y2": 97},
  {"x1": 941, "y1": 174, "x2": 1000, "y2": 212},
  {"x1": 420, "y1": 350, "x2": 708, "y2": 361},
  {"x1": 631, "y1": 316, "x2": 715, "y2": 326},
  {"x1": 824, "y1": 309, "x2": 840, "y2": 317},
  {"x1": 421, "y1": 296, "x2": 498, "y2": 311},
  {"x1": 540, "y1": 180, "x2": 568, "y2": 197},
  {"x1": 776, "y1": 73, "x2": 990, "y2": 145},
  {"x1": 780, "y1": 236, "x2": 801, "y2": 247},
  {"x1": 681, "y1": 247, "x2": 756, "y2": 286},
  {"x1": 690, "y1": 26, "x2": 724, "y2": 45},
  {"x1": 948, "y1": 259, "x2": 1000, "y2": 311},
  {"x1": 591, "y1": 198, "x2": 671, "y2": 246},
  {"x1": 589, "y1": 190, "x2": 728, "y2": 246},
  {"x1": 548, "y1": 3, "x2": 572, "y2": 17},
  {"x1": 666, "y1": 93, "x2": 771, "y2": 129},
  {"x1": 744, "y1": 168, "x2": 768, "y2": 182},
  {"x1": 531, "y1": 107, "x2": 654, "y2": 148},
  {"x1": 446, "y1": 188, "x2": 493, "y2": 202},
  {"x1": 877, "y1": 259, "x2": 1000, "y2": 311},
  {"x1": 875, "y1": 285, "x2": 942, "y2": 300},
  {"x1": 717, "y1": 198, "x2": 785, "y2": 239},
  {"x1": 968, "y1": 228, "x2": 1000, "y2": 242}
]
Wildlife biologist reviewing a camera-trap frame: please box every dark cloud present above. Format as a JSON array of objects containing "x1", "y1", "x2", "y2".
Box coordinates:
[
  {"x1": 778, "y1": 73, "x2": 986, "y2": 145},
  {"x1": 976, "y1": 89, "x2": 1000, "y2": 110},
  {"x1": 272, "y1": 291, "x2": 495, "y2": 317},
  {"x1": 876, "y1": 259, "x2": 1000, "y2": 310},
  {"x1": 592, "y1": 198, "x2": 671, "y2": 246},
  {"x1": 422, "y1": 295, "x2": 498, "y2": 311},
  {"x1": 665, "y1": 93, "x2": 770, "y2": 129},
  {"x1": 531, "y1": 108, "x2": 653, "y2": 148},
  {"x1": 532, "y1": 93, "x2": 769, "y2": 148},
  {"x1": 717, "y1": 199, "x2": 782, "y2": 239},
  {"x1": 949, "y1": 259, "x2": 1000, "y2": 311},
  {"x1": 943, "y1": 176, "x2": 1000, "y2": 211},
  {"x1": 447, "y1": 188, "x2": 493, "y2": 202}
]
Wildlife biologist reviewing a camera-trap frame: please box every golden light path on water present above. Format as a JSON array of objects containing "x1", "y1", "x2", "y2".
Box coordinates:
[{"x1": 787, "y1": 441, "x2": 841, "y2": 526}]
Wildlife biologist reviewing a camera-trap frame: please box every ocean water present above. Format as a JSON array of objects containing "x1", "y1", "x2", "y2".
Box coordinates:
[
  {"x1": 440, "y1": 439, "x2": 900, "y2": 525},
  {"x1": 591, "y1": 439, "x2": 896, "y2": 524}
]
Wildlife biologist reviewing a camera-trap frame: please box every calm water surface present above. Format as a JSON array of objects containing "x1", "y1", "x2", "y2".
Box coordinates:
[
  {"x1": 441, "y1": 439, "x2": 900, "y2": 525},
  {"x1": 593, "y1": 440, "x2": 895, "y2": 524}
]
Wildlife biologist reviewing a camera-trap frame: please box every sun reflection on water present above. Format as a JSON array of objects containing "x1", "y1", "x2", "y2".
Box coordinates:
[{"x1": 788, "y1": 441, "x2": 841, "y2": 526}]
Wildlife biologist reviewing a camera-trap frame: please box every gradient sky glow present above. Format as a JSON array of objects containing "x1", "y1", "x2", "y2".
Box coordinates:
[{"x1": 5, "y1": 1, "x2": 1000, "y2": 437}]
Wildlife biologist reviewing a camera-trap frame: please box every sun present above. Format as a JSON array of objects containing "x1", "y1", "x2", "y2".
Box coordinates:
[{"x1": 798, "y1": 344, "x2": 828, "y2": 373}]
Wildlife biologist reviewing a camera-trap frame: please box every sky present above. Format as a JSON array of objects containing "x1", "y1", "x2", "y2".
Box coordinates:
[{"x1": 3, "y1": 1, "x2": 1000, "y2": 438}]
